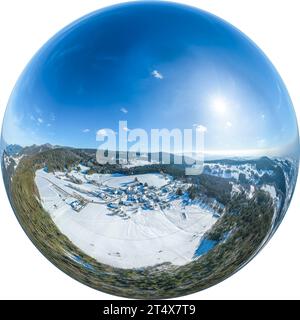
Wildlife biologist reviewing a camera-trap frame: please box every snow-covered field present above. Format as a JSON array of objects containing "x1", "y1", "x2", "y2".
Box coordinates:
[
  {"x1": 35, "y1": 169, "x2": 217, "y2": 269},
  {"x1": 204, "y1": 162, "x2": 274, "y2": 181}
]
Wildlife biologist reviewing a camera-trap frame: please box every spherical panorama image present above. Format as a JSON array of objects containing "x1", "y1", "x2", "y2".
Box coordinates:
[{"x1": 1, "y1": 1, "x2": 299, "y2": 299}]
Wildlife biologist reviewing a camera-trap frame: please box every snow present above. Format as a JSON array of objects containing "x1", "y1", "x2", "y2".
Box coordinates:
[
  {"x1": 68, "y1": 171, "x2": 87, "y2": 183},
  {"x1": 122, "y1": 159, "x2": 152, "y2": 168},
  {"x1": 231, "y1": 183, "x2": 241, "y2": 196},
  {"x1": 204, "y1": 162, "x2": 274, "y2": 182},
  {"x1": 3, "y1": 154, "x2": 24, "y2": 170},
  {"x1": 78, "y1": 164, "x2": 90, "y2": 172},
  {"x1": 4, "y1": 155, "x2": 10, "y2": 169},
  {"x1": 261, "y1": 184, "x2": 277, "y2": 199},
  {"x1": 13, "y1": 155, "x2": 24, "y2": 170},
  {"x1": 85, "y1": 173, "x2": 113, "y2": 185},
  {"x1": 248, "y1": 185, "x2": 255, "y2": 199},
  {"x1": 35, "y1": 169, "x2": 217, "y2": 269},
  {"x1": 104, "y1": 173, "x2": 170, "y2": 189}
]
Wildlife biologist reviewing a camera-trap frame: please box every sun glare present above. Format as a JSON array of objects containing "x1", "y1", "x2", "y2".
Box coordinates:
[{"x1": 212, "y1": 96, "x2": 228, "y2": 115}]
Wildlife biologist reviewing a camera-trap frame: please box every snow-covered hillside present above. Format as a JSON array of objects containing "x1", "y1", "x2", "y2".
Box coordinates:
[{"x1": 35, "y1": 169, "x2": 218, "y2": 269}]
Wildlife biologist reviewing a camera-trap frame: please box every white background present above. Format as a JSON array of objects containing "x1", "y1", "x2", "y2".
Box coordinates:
[{"x1": 0, "y1": 0, "x2": 299, "y2": 300}]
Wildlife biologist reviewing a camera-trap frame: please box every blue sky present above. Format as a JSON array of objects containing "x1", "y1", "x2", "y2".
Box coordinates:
[{"x1": 2, "y1": 1, "x2": 299, "y2": 157}]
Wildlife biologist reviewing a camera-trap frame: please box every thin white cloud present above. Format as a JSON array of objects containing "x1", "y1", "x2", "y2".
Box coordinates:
[
  {"x1": 47, "y1": 123, "x2": 51, "y2": 127},
  {"x1": 82, "y1": 128, "x2": 90, "y2": 133},
  {"x1": 120, "y1": 107, "x2": 128, "y2": 114},
  {"x1": 151, "y1": 70, "x2": 163, "y2": 79},
  {"x1": 97, "y1": 129, "x2": 107, "y2": 136},
  {"x1": 96, "y1": 129, "x2": 117, "y2": 137},
  {"x1": 30, "y1": 115, "x2": 35, "y2": 121},
  {"x1": 37, "y1": 118, "x2": 44, "y2": 124}
]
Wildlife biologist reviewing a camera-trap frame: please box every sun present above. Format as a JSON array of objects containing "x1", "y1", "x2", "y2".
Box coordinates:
[{"x1": 212, "y1": 96, "x2": 228, "y2": 115}]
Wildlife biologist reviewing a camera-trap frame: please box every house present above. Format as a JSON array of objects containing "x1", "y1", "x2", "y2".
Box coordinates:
[
  {"x1": 107, "y1": 203, "x2": 118, "y2": 209},
  {"x1": 123, "y1": 200, "x2": 133, "y2": 206},
  {"x1": 65, "y1": 199, "x2": 82, "y2": 211},
  {"x1": 213, "y1": 212, "x2": 221, "y2": 218}
]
